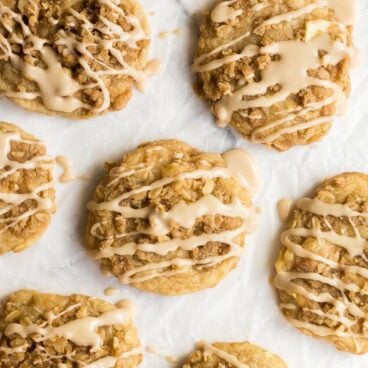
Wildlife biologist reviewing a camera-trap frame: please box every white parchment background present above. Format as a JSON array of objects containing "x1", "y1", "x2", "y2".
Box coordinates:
[{"x1": 0, "y1": 1, "x2": 367, "y2": 367}]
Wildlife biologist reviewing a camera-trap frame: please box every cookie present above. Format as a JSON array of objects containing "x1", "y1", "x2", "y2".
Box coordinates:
[
  {"x1": 182, "y1": 341, "x2": 287, "y2": 368},
  {"x1": 0, "y1": 0, "x2": 154, "y2": 119},
  {"x1": 0, "y1": 289, "x2": 142, "y2": 367},
  {"x1": 85, "y1": 139, "x2": 259, "y2": 295},
  {"x1": 275, "y1": 173, "x2": 368, "y2": 354},
  {"x1": 0, "y1": 122, "x2": 55, "y2": 255},
  {"x1": 192, "y1": 0, "x2": 355, "y2": 151}
]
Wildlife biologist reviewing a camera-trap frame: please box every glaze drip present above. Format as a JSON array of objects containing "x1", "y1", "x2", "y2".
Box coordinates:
[{"x1": 211, "y1": 0, "x2": 243, "y2": 23}]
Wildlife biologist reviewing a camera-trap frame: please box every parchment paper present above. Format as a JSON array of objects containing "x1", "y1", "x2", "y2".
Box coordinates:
[{"x1": 0, "y1": 1, "x2": 367, "y2": 367}]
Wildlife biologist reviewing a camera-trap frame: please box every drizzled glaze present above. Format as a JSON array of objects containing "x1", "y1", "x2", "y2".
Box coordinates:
[
  {"x1": 55, "y1": 156, "x2": 76, "y2": 183},
  {"x1": 277, "y1": 198, "x2": 293, "y2": 221},
  {"x1": 327, "y1": 0, "x2": 357, "y2": 25},
  {"x1": 197, "y1": 342, "x2": 249, "y2": 368},
  {"x1": 2, "y1": 301, "x2": 141, "y2": 368},
  {"x1": 55, "y1": 155, "x2": 89, "y2": 183},
  {"x1": 0, "y1": 0, "x2": 156, "y2": 115},
  {"x1": 193, "y1": 0, "x2": 355, "y2": 143},
  {"x1": 211, "y1": 0, "x2": 243, "y2": 23},
  {"x1": 214, "y1": 33, "x2": 348, "y2": 127},
  {"x1": 87, "y1": 148, "x2": 259, "y2": 284},
  {"x1": 253, "y1": 0, "x2": 327, "y2": 32},
  {"x1": 276, "y1": 196, "x2": 368, "y2": 352},
  {"x1": 222, "y1": 148, "x2": 260, "y2": 194},
  {"x1": 5, "y1": 308, "x2": 131, "y2": 349},
  {"x1": 0, "y1": 132, "x2": 53, "y2": 236},
  {"x1": 86, "y1": 347, "x2": 143, "y2": 368}
]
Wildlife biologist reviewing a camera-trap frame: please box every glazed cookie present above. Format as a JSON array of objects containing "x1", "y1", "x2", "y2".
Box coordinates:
[
  {"x1": 182, "y1": 341, "x2": 287, "y2": 368},
  {"x1": 85, "y1": 140, "x2": 259, "y2": 295},
  {"x1": 275, "y1": 173, "x2": 368, "y2": 354},
  {"x1": 0, "y1": 289, "x2": 142, "y2": 367},
  {"x1": 0, "y1": 0, "x2": 155, "y2": 119},
  {"x1": 193, "y1": 0, "x2": 355, "y2": 151},
  {"x1": 0, "y1": 122, "x2": 55, "y2": 255}
]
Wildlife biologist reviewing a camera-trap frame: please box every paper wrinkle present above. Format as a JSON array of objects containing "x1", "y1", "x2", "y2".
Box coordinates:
[{"x1": 0, "y1": 1, "x2": 367, "y2": 367}]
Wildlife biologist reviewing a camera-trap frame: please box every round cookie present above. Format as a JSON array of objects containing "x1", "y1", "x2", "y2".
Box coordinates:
[
  {"x1": 275, "y1": 173, "x2": 368, "y2": 354},
  {"x1": 192, "y1": 0, "x2": 354, "y2": 151},
  {"x1": 182, "y1": 341, "x2": 287, "y2": 368},
  {"x1": 0, "y1": 289, "x2": 142, "y2": 367},
  {"x1": 0, "y1": 122, "x2": 55, "y2": 255},
  {"x1": 0, "y1": 0, "x2": 152, "y2": 119},
  {"x1": 85, "y1": 139, "x2": 258, "y2": 295}
]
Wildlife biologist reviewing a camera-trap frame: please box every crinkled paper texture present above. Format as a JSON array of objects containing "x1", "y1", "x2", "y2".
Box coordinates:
[{"x1": 0, "y1": 1, "x2": 367, "y2": 367}]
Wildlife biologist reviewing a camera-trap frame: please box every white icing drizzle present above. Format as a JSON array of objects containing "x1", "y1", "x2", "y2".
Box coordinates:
[
  {"x1": 192, "y1": 32, "x2": 251, "y2": 73},
  {"x1": 327, "y1": 0, "x2": 357, "y2": 25},
  {"x1": 55, "y1": 155, "x2": 89, "y2": 183},
  {"x1": 193, "y1": 0, "x2": 354, "y2": 143},
  {"x1": 55, "y1": 155, "x2": 74, "y2": 183},
  {"x1": 107, "y1": 163, "x2": 153, "y2": 187},
  {"x1": 56, "y1": 155, "x2": 77, "y2": 183},
  {"x1": 2, "y1": 302, "x2": 141, "y2": 367},
  {"x1": 276, "y1": 196, "x2": 368, "y2": 351},
  {"x1": 0, "y1": 0, "x2": 156, "y2": 114},
  {"x1": 211, "y1": 0, "x2": 243, "y2": 23},
  {"x1": 254, "y1": 0, "x2": 327, "y2": 32},
  {"x1": 298, "y1": 197, "x2": 368, "y2": 218},
  {"x1": 277, "y1": 198, "x2": 293, "y2": 221},
  {"x1": 214, "y1": 34, "x2": 348, "y2": 125},
  {"x1": 250, "y1": 97, "x2": 336, "y2": 143},
  {"x1": 87, "y1": 148, "x2": 258, "y2": 284},
  {"x1": 95, "y1": 223, "x2": 247, "y2": 258},
  {"x1": 222, "y1": 148, "x2": 260, "y2": 194},
  {"x1": 85, "y1": 346, "x2": 143, "y2": 368},
  {"x1": 0, "y1": 132, "x2": 53, "y2": 235},
  {"x1": 44, "y1": 303, "x2": 82, "y2": 323},
  {"x1": 197, "y1": 341, "x2": 249, "y2": 368}
]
